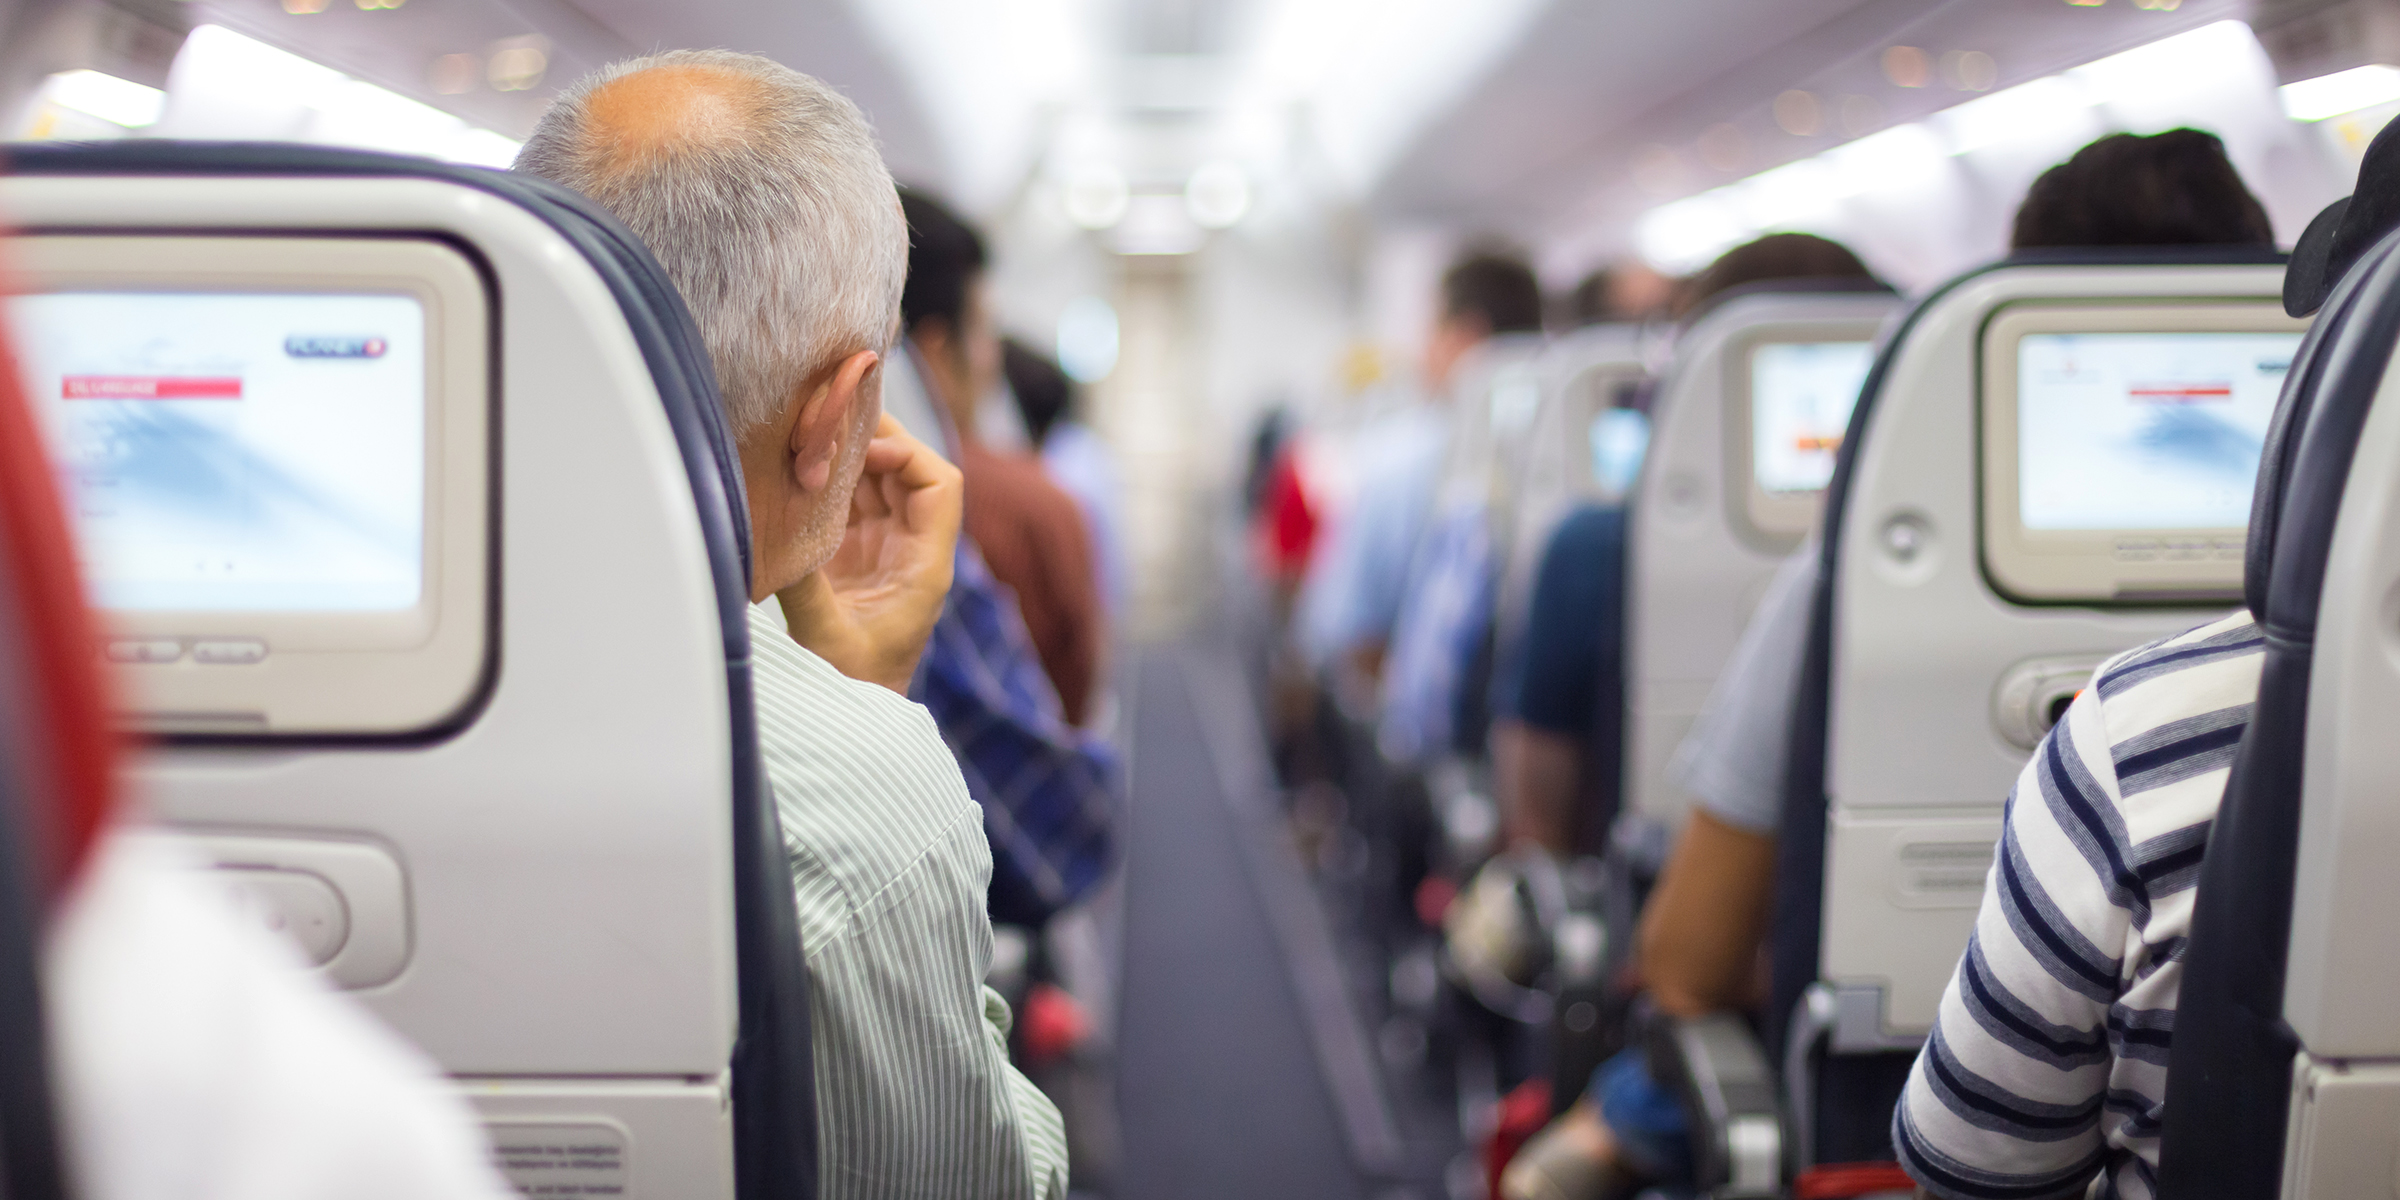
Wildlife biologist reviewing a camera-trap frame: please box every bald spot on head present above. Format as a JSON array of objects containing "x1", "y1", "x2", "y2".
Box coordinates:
[{"x1": 580, "y1": 63, "x2": 766, "y2": 176}]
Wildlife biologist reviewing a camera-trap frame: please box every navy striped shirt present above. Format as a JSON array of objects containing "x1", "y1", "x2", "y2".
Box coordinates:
[{"x1": 1895, "y1": 611, "x2": 2263, "y2": 1200}]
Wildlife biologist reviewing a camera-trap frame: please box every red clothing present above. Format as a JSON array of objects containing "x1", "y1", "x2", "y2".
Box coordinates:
[
  {"x1": 958, "y1": 441, "x2": 1105, "y2": 724},
  {"x1": 1254, "y1": 445, "x2": 1318, "y2": 584}
]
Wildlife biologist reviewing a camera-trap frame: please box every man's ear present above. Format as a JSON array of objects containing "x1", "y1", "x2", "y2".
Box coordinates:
[{"x1": 787, "y1": 349, "x2": 883, "y2": 494}]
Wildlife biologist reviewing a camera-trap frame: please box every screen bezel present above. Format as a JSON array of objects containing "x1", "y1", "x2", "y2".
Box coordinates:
[
  {"x1": 10, "y1": 234, "x2": 491, "y2": 736},
  {"x1": 1724, "y1": 324, "x2": 1880, "y2": 552},
  {"x1": 1978, "y1": 300, "x2": 2306, "y2": 605}
]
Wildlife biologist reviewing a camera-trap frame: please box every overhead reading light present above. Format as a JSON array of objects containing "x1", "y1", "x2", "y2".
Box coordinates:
[
  {"x1": 1064, "y1": 164, "x2": 1131, "y2": 230},
  {"x1": 1184, "y1": 161, "x2": 1250, "y2": 229},
  {"x1": 2281, "y1": 64, "x2": 2400, "y2": 121},
  {"x1": 44, "y1": 70, "x2": 165, "y2": 128}
]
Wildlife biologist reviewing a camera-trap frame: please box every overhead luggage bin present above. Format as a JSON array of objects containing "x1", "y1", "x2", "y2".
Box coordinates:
[
  {"x1": 1, "y1": 142, "x2": 818, "y2": 1200},
  {"x1": 1623, "y1": 283, "x2": 1899, "y2": 841}
]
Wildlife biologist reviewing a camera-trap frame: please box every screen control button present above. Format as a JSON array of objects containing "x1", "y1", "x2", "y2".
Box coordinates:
[
  {"x1": 212, "y1": 867, "x2": 351, "y2": 965},
  {"x1": 105, "y1": 639, "x2": 183, "y2": 664},
  {"x1": 191, "y1": 639, "x2": 267, "y2": 665}
]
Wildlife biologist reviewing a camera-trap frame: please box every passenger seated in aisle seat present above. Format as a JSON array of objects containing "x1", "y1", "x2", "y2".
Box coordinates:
[
  {"x1": 1294, "y1": 251, "x2": 1544, "y2": 701},
  {"x1": 1558, "y1": 261, "x2": 1674, "y2": 328},
  {"x1": 886, "y1": 191, "x2": 1119, "y2": 933},
  {"x1": 1892, "y1": 129, "x2": 2376, "y2": 1200},
  {"x1": 1500, "y1": 130, "x2": 2276, "y2": 1200},
  {"x1": 899, "y1": 191, "x2": 1105, "y2": 726},
  {"x1": 515, "y1": 52, "x2": 1067, "y2": 1200},
  {"x1": 1005, "y1": 337, "x2": 1129, "y2": 625}
]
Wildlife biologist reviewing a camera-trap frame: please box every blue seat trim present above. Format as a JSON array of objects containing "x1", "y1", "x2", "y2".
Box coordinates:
[
  {"x1": 2157, "y1": 229, "x2": 2400, "y2": 1200},
  {"x1": 4, "y1": 141, "x2": 813, "y2": 1200}
]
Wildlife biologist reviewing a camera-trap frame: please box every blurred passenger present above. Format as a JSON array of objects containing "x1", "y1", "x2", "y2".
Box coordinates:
[
  {"x1": 1486, "y1": 235, "x2": 1876, "y2": 863},
  {"x1": 903, "y1": 191, "x2": 1105, "y2": 726},
  {"x1": 1295, "y1": 250, "x2": 1543, "y2": 698},
  {"x1": 1893, "y1": 127, "x2": 2318, "y2": 1200},
  {"x1": 518, "y1": 52, "x2": 1067, "y2": 1199},
  {"x1": 886, "y1": 189, "x2": 1117, "y2": 932},
  {"x1": 1560, "y1": 262, "x2": 1673, "y2": 327},
  {"x1": 2011, "y1": 127, "x2": 2274, "y2": 250},
  {"x1": 1499, "y1": 129, "x2": 2276, "y2": 1200},
  {"x1": 1004, "y1": 337, "x2": 1129, "y2": 622}
]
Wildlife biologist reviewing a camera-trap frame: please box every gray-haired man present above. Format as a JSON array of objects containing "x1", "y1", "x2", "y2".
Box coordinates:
[{"x1": 518, "y1": 51, "x2": 1067, "y2": 1200}]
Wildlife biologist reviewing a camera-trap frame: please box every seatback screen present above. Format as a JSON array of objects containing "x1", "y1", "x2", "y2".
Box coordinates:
[
  {"x1": 9, "y1": 291, "x2": 427, "y2": 611},
  {"x1": 2016, "y1": 331, "x2": 2299, "y2": 531},
  {"x1": 1751, "y1": 341, "x2": 1875, "y2": 494}
]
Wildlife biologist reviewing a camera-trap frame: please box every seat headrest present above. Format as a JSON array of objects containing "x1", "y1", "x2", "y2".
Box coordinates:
[
  {"x1": 1678, "y1": 275, "x2": 1896, "y2": 327},
  {"x1": 2256, "y1": 227, "x2": 2400, "y2": 635}
]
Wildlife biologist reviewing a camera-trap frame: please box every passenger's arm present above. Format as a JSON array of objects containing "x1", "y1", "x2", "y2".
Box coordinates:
[
  {"x1": 1491, "y1": 718, "x2": 1582, "y2": 857},
  {"x1": 1636, "y1": 809, "x2": 1777, "y2": 1019},
  {"x1": 780, "y1": 416, "x2": 962, "y2": 693},
  {"x1": 1893, "y1": 690, "x2": 2127, "y2": 1200},
  {"x1": 805, "y1": 807, "x2": 1069, "y2": 1200}
]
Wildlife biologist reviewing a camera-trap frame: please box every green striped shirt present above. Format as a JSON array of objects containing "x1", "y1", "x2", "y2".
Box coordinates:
[{"x1": 747, "y1": 602, "x2": 1069, "y2": 1200}]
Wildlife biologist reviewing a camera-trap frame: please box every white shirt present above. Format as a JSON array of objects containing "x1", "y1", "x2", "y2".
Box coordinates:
[{"x1": 45, "y1": 830, "x2": 515, "y2": 1200}]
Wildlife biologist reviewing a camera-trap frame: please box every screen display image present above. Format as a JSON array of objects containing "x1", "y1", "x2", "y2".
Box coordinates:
[
  {"x1": 1751, "y1": 341, "x2": 1875, "y2": 493},
  {"x1": 2016, "y1": 331, "x2": 2300, "y2": 532},
  {"x1": 9, "y1": 291, "x2": 427, "y2": 611}
]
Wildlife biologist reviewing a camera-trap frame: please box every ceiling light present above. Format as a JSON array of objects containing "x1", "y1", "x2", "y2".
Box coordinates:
[
  {"x1": 2071, "y1": 20, "x2": 2256, "y2": 109},
  {"x1": 2281, "y1": 64, "x2": 2400, "y2": 121},
  {"x1": 43, "y1": 70, "x2": 164, "y2": 128},
  {"x1": 429, "y1": 54, "x2": 478, "y2": 96},
  {"x1": 1064, "y1": 165, "x2": 1130, "y2": 230},
  {"x1": 1697, "y1": 123, "x2": 1748, "y2": 172},
  {"x1": 1943, "y1": 50, "x2": 1999, "y2": 91},
  {"x1": 1883, "y1": 46, "x2": 1932, "y2": 88},
  {"x1": 1636, "y1": 191, "x2": 1751, "y2": 275},
  {"x1": 282, "y1": 0, "x2": 329, "y2": 12},
  {"x1": 487, "y1": 38, "x2": 546, "y2": 92},
  {"x1": 1938, "y1": 76, "x2": 2093, "y2": 154},
  {"x1": 1111, "y1": 193, "x2": 1205, "y2": 255},
  {"x1": 1184, "y1": 161, "x2": 1250, "y2": 230},
  {"x1": 1774, "y1": 90, "x2": 1822, "y2": 136}
]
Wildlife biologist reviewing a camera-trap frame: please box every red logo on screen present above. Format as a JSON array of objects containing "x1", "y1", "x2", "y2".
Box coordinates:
[
  {"x1": 2128, "y1": 383, "x2": 2234, "y2": 402},
  {"x1": 61, "y1": 376, "x2": 243, "y2": 400}
]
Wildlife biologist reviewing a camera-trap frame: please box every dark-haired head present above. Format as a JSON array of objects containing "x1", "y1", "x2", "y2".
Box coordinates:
[
  {"x1": 1425, "y1": 248, "x2": 1543, "y2": 393},
  {"x1": 2011, "y1": 129, "x2": 2273, "y2": 251},
  {"x1": 899, "y1": 186, "x2": 988, "y2": 336},
  {"x1": 898, "y1": 187, "x2": 999, "y2": 429},
  {"x1": 1442, "y1": 252, "x2": 1545, "y2": 337},
  {"x1": 1676, "y1": 233, "x2": 1878, "y2": 320},
  {"x1": 1003, "y1": 337, "x2": 1074, "y2": 447}
]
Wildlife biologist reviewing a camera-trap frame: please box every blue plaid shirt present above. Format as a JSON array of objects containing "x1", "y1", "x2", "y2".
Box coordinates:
[{"x1": 912, "y1": 540, "x2": 1119, "y2": 928}]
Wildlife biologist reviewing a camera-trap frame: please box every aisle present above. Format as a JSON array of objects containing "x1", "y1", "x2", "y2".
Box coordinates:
[{"x1": 1111, "y1": 644, "x2": 1376, "y2": 1200}]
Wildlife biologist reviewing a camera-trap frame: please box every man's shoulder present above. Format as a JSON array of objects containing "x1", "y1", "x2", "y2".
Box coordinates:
[{"x1": 744, "y1": 605, "x2": 986, "y2": 934}]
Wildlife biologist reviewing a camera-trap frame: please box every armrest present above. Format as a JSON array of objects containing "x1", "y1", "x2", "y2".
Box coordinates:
[{"x1": 1645, "y1": 1011, "x2": 1783, "y2": 1199}]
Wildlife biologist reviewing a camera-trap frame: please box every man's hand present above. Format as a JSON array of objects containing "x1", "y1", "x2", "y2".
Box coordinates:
[{"x1": 776, "y1": 415, "x2": 962, "y2": 693}]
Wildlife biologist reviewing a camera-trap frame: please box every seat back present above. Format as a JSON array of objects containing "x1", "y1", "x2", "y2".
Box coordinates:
[
  {"x1": 2, "y1": 142, "x2": 813, "y2": 1200},
  {"x1": 2157, "y1": 232, "x2": 2400, "y2": 1199},
  {"x1": 1774, "y1": 250, "x2": 2295, "y2": 1169},
  {"x1": 1624, "y1": 287, "x2": 1898, "y2": 837},
  {"x1": 1378, "y1": 333, "x2": 1547, "y2": 766},
  {"x1": 1495, "y1": 325, "x2": 1651, "y2": 648}
]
